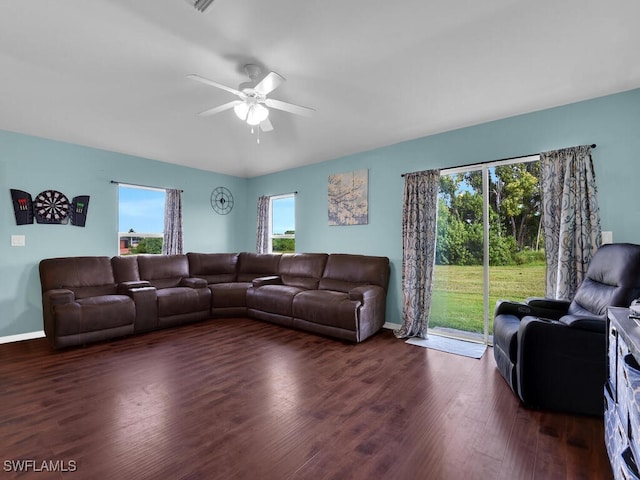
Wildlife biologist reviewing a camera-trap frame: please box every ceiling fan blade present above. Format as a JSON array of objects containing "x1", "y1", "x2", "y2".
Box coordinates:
[
  {"x1": 198, "y1": 100, "x2": 241, "y2": 116},
  {"x1": 260, "y1": 117, "x2": 274, "y2": 132},
  {"x1": 187, "y1": 74, "x2": 244, "y2": 97},
  {"x1": 265, "y1": 98, "x2": 315, "y2": 117},
  {"x1": 254, "y1": 71, "x2": 285, "y2": 96}
]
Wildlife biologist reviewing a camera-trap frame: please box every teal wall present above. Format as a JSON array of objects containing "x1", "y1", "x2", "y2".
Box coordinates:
[
  {"x1": 245, "y1": 88, "x2": 640, "y2": 326},
  {"x1": 2, "y1": 88, "x2": 639, "y2": 337},
  {"x1": 0, "y1": 130, "x2": 247, "y2": 337}
]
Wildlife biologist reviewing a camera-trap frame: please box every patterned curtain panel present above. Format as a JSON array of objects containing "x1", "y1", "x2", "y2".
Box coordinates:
[
  {"x1": 256, "y1": 195, "x2": 270, "y2": 254},
  {"x1": 162, "y1": 189, "x2": 183, "y2": 255},
  {"x1": 394, "y1": 169, "x2": 440, "y2": 339},
  {"x1": 540, "y1": 145, "x2": 601, "y2": 300}
]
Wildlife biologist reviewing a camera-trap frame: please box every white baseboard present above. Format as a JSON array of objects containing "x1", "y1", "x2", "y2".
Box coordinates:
[
  {"x1": 0, "y1": 330, "x2": 45, "y2": 345},
  {"x1": 383, "y1": 322, "x2": 401, "y2": 330}
]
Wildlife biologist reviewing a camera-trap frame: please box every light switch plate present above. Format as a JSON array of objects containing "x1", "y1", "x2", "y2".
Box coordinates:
[
  {"x1": 11, "y1": 235, "x2": 25, "y2": 247},
  {"x1": 602, "y1": 231, "x2": 613, "y2": 244}
]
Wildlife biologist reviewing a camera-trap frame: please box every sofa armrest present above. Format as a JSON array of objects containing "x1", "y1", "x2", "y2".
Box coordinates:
[
  {"x1": 179, "y1": 277, "x2": 208, "y2": 288},
  {"x1": 128, "y1": 286, "x2": 159, "y2": 332},
  {"x1": 117, "y1": 281, "x2": 151, "y2": 294},
  {"x1": 349, "y1": 285, "x2": 387, "y2": 341},
  {"x1": 517, "y1": 316, "x2": 606, "y2": 415},
  {"x1": 252, "y1": 275, "x2": 282, "y2": 287},
  {"x1": 44, "y1": 288, "x2": 75, "y2": 305},
  {"x1": 348, "y1": 285, "x2": 380, "y2": 303},
  {"x1": 525, "y1": 298, "x2": 571, "y2": 320},
  {"x1": 495, "y1": 298, "x2": 570, "y2": 320},
  {"x1": 559, "y1": 314, "x2": 606, "y2": 333},
  {"x1": 41, "y1": 289, "x2": 76, "y2": 339},
  {"x1": 494, "y1": 300, "x2": 534, "y2": 317}
]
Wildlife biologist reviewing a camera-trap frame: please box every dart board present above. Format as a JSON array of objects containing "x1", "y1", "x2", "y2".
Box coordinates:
[
  {"x1": 34, "y1": 190, "x2": 70, "y2": 224},
  {"x1": 210, "y1": 187, "x2": 234, "y2": 215}
]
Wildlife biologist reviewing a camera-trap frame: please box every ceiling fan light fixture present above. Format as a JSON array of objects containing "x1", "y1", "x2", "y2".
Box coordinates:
[
  {"x1": 233, "y1": 102, "x2": 249, "y2": 121},
  {"x1": 246, "y1": 104, "x2": 269, "y2": 126},
  {"x1": 188, "y1": 67, "x2": 314, "y2": 133}
]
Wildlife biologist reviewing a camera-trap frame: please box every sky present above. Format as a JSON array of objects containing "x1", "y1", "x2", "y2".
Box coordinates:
[
  {"x1": 271, "y1": 196, "x2": 295, "y2": 234},
  {"x1": 118, "y1": 186, "x2": 165, "y2": 233}
]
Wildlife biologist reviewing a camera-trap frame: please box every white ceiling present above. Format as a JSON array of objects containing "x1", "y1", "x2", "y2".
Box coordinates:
[{"x1": 1, "y1": 0, "x2": 639, "y2": 178}]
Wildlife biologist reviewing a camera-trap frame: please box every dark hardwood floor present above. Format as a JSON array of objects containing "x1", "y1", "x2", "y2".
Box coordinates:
[{"x1": 0, "y1": 319, "x2": 612, "y2": 479}]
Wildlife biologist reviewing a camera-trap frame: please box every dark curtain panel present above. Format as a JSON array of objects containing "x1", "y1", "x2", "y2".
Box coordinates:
[
  {"x1": 395, "y1": 169, "x2": 440, "y2": 339},
  {"x1": 540, "y1": 145, "x2": 601, "y2": 300}
]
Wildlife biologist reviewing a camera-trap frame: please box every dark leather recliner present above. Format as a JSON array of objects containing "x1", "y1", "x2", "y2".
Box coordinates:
[
  {"x1": 493, "y1": 243, "x2": 640, "y2": 416},
  {"x1": 39, "y1": 256, "x2": 137, "y2": 348}
]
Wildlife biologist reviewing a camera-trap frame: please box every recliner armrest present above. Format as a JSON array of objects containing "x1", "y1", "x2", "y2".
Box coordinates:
[
  {"x1": 44, "y1": 288, "x2": 75, "y2": 305},
  {"x1": 128, "y1": 286, "x2": 158, "y2": 332},
  {"x1": 526, "y1": 297, "x2": 571, "y2": 310},
  {"x1": 495, "y1": 298, "x2": 570, "y2": 320},
  {"x1": 495, "y1": 300, "x2": 533, "y2": 317},
  {"x1": 117, "y1": 281, "x2": 151, "y2": 294},
  {"x1": 252, "y1": 276, "x2": 282, "y2": 287},
  {"x1": 559, "y1": 314, "x2": 606, "y2": 333},
  {"x1": 525, "y1": 297, "x2": 571, "y2": 320},
  {"x1": 517, "y1": 315, "x2": 607, "y2": 415},
  {"x1": 179, "y1": 277, "x2": 207, "y2": 288},
  {"x1": 348, "y1": 288, "x2": 365, "y2": 302},
  {"x1": 348, "y1": 285, "x2": 383, "y2": 303}
]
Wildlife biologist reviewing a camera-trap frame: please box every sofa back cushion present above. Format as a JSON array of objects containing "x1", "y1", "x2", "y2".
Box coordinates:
[
  {"x1": 187, "y1": 253, "x2": 238, "y2": 284},
  {"x1": 111, "y1": 255, "x2": 141, "y2": 283},
  {"x1": 39, "y1": 256, "x2": 117, "y2": 298},
  {"x1": 319, "y1": 254, "x2": 390, "y2": 293},
  {"x1": 137, "y1": 254, "x2": 190, "y2": 289},
  {"x1": 570, "y1": 243, "x2": 640, "y2": 317},
  {"x1": 279, "y1": 253, "x2": 328, "y2": 290},
  {"x1": 237, "y1": 253, "x2": 282, "y2": 282}
]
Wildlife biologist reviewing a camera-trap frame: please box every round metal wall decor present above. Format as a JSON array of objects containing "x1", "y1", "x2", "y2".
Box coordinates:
[
  {"x1": 210, "y1": 187, "x2": 234, "y2": 215},
  {"x1": 34, "y1": 189, "x2": 70, "y2": 224}
]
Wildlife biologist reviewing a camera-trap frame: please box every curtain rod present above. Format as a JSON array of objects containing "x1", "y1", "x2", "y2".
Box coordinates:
[
  {"x1": 400, "y1": 144, "x2": 597, "y2": 177},
  {"x1": 269, "y1": 191, "x2": 298, "y2": 197},
  {"x1": 111, "y1": 180, "x2": 183, "y2": 192}
]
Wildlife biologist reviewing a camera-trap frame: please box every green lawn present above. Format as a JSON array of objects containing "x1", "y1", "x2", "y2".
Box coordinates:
[{"x1": 429, "y1": 264, "x2": 546, "y2": 334}]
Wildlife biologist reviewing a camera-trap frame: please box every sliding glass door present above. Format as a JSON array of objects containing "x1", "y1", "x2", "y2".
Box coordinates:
[{"x1": 429, "y1": 156, "x2": 545, "y2": 343}]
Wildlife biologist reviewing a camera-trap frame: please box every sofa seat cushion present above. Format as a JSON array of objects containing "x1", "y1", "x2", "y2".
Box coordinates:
[
  {"x1": 55, "y1": 295, "x2": 135, "y2": 335},
  {"x1": 246, "y1": 285, "x2": 305, "y2": 316},
  {"x1": 293, "y1": 290, "x2": 360, "y2": 331},
  {"x1": 156, "y1": 287, "x2": 211, "y2": 317},
  {"x1": 209, "y1": 282, "x2": 252, "y2": 308}
]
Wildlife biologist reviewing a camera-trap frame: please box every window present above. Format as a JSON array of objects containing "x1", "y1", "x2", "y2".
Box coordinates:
[
  {"x1": 118, "y1": 185, "x2": 165, "y2": 255},
  {"x1": 270, "y1": 194, "x2": 295, "y2": 253}
]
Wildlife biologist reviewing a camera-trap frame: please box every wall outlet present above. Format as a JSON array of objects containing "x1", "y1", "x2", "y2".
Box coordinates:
[
  {"x1": 602, "y1": 231, "x2": 613, "y2": 244},
  {"x1": 11, "y1": 235, "x2": 25, "y2": 247}
]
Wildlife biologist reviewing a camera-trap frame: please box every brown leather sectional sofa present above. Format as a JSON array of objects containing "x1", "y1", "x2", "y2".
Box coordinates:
[{"x1": 39, "y1": 252, "x2": 390, "y2": 348}]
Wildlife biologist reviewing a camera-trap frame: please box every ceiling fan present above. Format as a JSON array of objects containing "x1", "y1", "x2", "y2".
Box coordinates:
[{"x1": 188, "y1": 64, "x2": 315, "y2": 134}]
